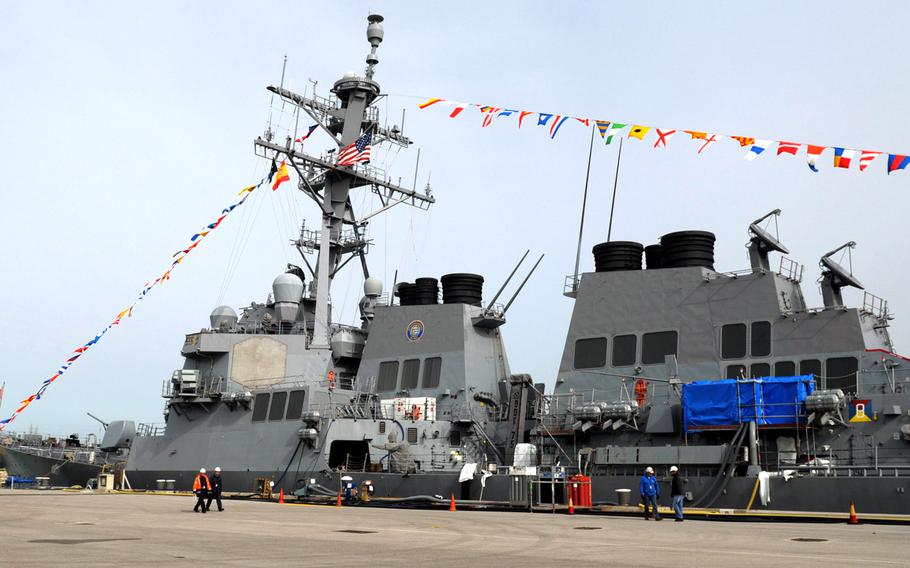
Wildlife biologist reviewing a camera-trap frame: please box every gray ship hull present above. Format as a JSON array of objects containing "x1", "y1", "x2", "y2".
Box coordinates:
[
  {"x1": 126, "y1": 466, "x2": 909, "y2": 515},
  {"x1": 0, "y1": 445, "x2": 102, "y2": 487}
]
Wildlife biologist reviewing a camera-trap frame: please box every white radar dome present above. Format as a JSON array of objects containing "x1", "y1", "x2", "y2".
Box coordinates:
[
  {"x1": 363, "y1": 277, "x2": 383, "y2": 298},
  {"x1": 272, "y1": 273, "x2": 304, "y2": 304},
  {"x1": 209, "y1": 305, "x2": 238, "y2": 331}
]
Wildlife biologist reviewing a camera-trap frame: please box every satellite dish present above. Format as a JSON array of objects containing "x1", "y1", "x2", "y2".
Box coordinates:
[
  {"x1": 746, "y1": 209, "x2": 789, "y2": 271},
  {"x1": 748, "y1": 209, "x2": 789, "y2": 254},
  {"x1": 821, "y1": 256, "x2": 864, "y2": 290},
  {"x1": 819, "y1": 243, "x2": 863, "y2": 309},
  {"x1": 749, "y1": 222, "x2": 789, "y2": 254}
]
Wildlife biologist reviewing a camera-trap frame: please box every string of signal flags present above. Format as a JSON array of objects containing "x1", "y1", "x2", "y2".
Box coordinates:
[
  {"x1": 0, "y1": 160, "x2": 293, "y2": 431},
  {"x1": 417, "y1": 97, "x2": 910, "y2": 175}
]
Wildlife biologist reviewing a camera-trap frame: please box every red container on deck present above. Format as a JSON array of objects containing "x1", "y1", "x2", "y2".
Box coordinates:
[
  {"x1": 578, "y1": 475, "x2": 592, "y2": 507},
  {"x1": 569, "y1": 475, "x2": 592, "y2": 507}
]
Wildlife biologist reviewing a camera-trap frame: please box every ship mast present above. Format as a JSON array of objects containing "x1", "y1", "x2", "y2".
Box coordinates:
[{"x1": 254, "y1": 14, "x2": 434, "y2": 347}]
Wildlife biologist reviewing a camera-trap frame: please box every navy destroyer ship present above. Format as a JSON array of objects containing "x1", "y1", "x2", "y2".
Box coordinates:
[
  {"x1": 125, "y1": 15, "x2": 910, "y2": 514},
  {"x1": 0, "y1": 420, "x2": 134, "y2": 487}
]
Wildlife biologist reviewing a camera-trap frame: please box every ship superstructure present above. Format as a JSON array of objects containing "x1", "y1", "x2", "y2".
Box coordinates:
[
  {"x1": 126, "y1": 15, "x2": 528, "y2": 495},
  {"x1": 539, "y1": 211, "x2": 910, "y2": 512}
]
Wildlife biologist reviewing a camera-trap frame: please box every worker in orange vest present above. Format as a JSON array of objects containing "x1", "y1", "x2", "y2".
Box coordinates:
[{"x1": 192, "y1": 468, "x2": 211, "y2": 513}]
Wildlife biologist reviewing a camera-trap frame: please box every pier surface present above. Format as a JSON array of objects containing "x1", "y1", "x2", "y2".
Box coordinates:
[{"x1": 3, "y1": 490, "x2": 907, "y2": 567}]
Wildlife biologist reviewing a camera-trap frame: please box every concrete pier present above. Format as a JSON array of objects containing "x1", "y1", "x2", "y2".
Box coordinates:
[{"x1": 3, "y1": 490, "x2": 907, "y2": 567}]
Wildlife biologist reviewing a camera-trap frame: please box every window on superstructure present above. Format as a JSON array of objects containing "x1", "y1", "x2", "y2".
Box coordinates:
[
  {"x1": 721, "y1": 324, "x2": 747, "y2": 359},
  {"x1": 725, "y1": 365, "x2": 746, "y2": 379},
  {"x1": 750, "y1": 363, "x2": 771, "y2": 379},
  {"x1": 751, "y1": 321, "x2": 772, "y2": 357},
  {"x1": 612, "y1": 334, "x2": 637, "y2": 366},
  {"x1": 268, "y1": 391, "x2": 288, "y2": 421},
  {"x1": 642, "y1": 331, "x2": 678, "y2": 365},
  {"x1": 800, "y1": 359, "x2": 822, "y2": 380},
  {"x1": 825, "y1": 357, "x2": 858, "y2": 394},
  {"x1": 252, "y1": 393, "x2": 270, "y2": 422},
  {"x1": 574, "y1": 337, "x2": 607, "y2": 369},
  {"x1": 401, "y1": 359, "x2": 421, "y2": 390},
  {"x1": 774, "y1": 361, "x2": 796, "y2": 377},
  {"x1": 407, "y1": 427, "x2": 418, "y2": 444},
  {"x1": 377, "y1": 361, "x2": 400, "y2": 392},
  {"x1": 421, "y1": 357, "x2": 442, "y2": 389},
  {"x1": 285, "y1": 390, "x2": 306, "y2": 420}
]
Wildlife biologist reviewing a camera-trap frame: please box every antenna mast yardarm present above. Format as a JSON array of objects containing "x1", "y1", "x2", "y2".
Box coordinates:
[{"x1": 253, "y1": 15, "x2": 434, "y2": 347}]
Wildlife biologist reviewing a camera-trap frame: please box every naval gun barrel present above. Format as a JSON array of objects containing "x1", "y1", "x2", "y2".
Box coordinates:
[{"x1": 87, "y1": 412, "x2": 108, "y2": 429}]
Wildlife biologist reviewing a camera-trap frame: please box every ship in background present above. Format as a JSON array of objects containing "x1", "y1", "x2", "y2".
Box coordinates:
[
  {"x1": 0, "y1": 420, "x2": 134, "y2": 487},
  {"x1": 123, "y1": 14, "x2": 910, "y2": 514}
]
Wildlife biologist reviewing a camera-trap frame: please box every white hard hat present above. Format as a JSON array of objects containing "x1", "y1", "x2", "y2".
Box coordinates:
[
  {"x1": 645, "y1": 466, "x2": 654, "y2": 474},
  {"x1": 199, "y1": 468, "x2": 206, "y2": 474},
  {"x1": 670, "y1": 466, "x2": 679, "y2": 473},
  {"x1": 214, "y1": 467, "x2": 221, "y2": 472}
]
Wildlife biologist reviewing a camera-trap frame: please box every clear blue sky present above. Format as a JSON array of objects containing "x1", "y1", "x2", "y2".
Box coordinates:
[{"x1": 1, "y1": 1, "x2": 908, "y2": 436}]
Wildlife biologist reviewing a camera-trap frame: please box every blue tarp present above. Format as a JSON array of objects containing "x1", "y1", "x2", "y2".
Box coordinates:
[{"x1": 682, "y1": 375, "x2": 816, "y2": 434}]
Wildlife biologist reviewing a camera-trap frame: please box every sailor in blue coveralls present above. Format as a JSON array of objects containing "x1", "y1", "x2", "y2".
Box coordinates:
[{"x1": 639, "y1": 466, "x2": 661, "y2": 520}]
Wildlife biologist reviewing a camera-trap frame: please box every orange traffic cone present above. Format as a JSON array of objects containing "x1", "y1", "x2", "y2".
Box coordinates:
[
  {"x1": 449, "y1": 494, "x2": 457, "y2": 512},
  {"x1": 336, "y1": 492, "x2": 343, "y2": 507},
  {"x1": 848, "y1": 500, "x2": 859, "y2": 525},
  {"x1": 567, "y1": 495, "x2": 575, "y2": 515},
  {"x1": 278, "y1": 488, "x2": 285, "y2": 504}
]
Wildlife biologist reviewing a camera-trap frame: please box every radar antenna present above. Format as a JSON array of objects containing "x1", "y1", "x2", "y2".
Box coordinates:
[
  {"x1": 253, "y1": 14, "x2": 434, "y2": 347},
  {"x1": 819, "y1": 241, "x2": 863, "y2": 308},
  {"x1": 364, "y1": 14, "x2": 384, "y2": 79},
  {"x1": 747, "y1": 209, "x2": 789, "y2": 271}
]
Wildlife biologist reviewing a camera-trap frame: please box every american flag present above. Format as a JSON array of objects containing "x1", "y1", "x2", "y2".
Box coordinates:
[{"x1": 337, "y1": 131, "x2": 372, "y2": 167}]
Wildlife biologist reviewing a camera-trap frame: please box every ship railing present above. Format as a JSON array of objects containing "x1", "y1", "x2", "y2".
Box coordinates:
[
  {"x1": 12, "y1": 445, "x2": 97, "y2": 464},
  {"x1": 338, "y1": 449, "x2": 474, "y2": 473},
  {"x1": 237, "y1": 321, "x2": 309, "y2": 336},
  {"x1": 543, "y1": 385, "x2": 659, "y2": 410},
  {"x1": 483, "y1": 303, "x2": 505, "y2": 318},
  {"x1": 760, "y1": 461, "x2": 910, "y2": 478},
  {"x1": 534, "y1": 392, "x2": 586, "y2": 432},
  {"x1": 308, "y1": 400, "x2": 389, "y2": 420},
  {"x1": 137, "y1": 423, "x2": 166, "y2": 437},
  {"x1": 778, "y1": 256, "x2": 804, "y2": 282},
  {"x1": 562, "y1": 275, "x2": 580, "y2": 298},
  {"x1": 758, "y1": 444, "x2": 910, "y2": 477},
  {"x1": 197, "y1": 321, "x2": 309, "y2": 336},
  {"x1": 162, "y1": 376, "x2": 231, "y2": 399},
  {"x1": 339, "y1": 453, "x2": 369, "y2": 473},
  {"x1": 15, "y1": 445, "x2": 60, "y2": 459},
  {"x1": 861, "y1": 291, "x2": 889, "y2": 320}
]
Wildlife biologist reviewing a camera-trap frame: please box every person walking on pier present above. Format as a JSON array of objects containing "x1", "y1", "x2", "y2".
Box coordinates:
[
  {"x1": 193, "y1": 468, "x2": 211, "y2": 513},
  {"x1": 670, "y1": 466, "x2": 684, "y2": 522},
  {"x1": 639, "y1": 466, "x2": 661, "y2": 520},
  {"x1": 206, "y1": 467, "x2": 224, "y2": 512}
]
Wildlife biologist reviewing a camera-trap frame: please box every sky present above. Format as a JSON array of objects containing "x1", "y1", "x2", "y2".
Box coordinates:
[{"x1": 1, "y1": 1, "x2": 908, "y2": 436}]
